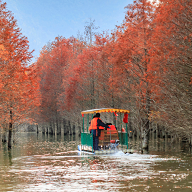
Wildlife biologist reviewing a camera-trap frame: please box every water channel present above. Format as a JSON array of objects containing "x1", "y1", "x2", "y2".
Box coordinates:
[{"x1": 0, "y1": 132, "x2": 192, "y2": 191}]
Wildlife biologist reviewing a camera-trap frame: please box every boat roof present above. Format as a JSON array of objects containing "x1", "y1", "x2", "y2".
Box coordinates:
[{"x1": 81, "y1": 108, "x2": 130, "y2": 114}]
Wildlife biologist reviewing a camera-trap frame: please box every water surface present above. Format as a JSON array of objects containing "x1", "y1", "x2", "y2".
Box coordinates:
[{"x1": 0, "y1": 133, "x2": 192, "y2": 191}]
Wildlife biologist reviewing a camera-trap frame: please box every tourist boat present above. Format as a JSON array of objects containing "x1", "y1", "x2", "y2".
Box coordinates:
[{"x1": 78, "y1": 108, "x2": 134, "y2": 155}]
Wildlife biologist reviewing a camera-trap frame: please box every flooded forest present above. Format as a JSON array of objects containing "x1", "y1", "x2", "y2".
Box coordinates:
[
  {"x1": 1, "y1": 0, "x2": 191, "y2": 151},
  {"x1": 0, "y1": 0, "x2": 192, "y2": 191}
]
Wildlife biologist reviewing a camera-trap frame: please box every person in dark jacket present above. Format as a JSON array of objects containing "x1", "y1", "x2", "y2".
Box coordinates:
[{"x1": 89, "y1": 113, "x2": 109, "y2": 150}]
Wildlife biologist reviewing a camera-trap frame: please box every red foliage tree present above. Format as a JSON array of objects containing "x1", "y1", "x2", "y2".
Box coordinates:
[
  {"x1": 36, "y1": 36, "x2": 86, "y2": 133},
  {"x1": 150, "y1": 0, "x2": 192, "y2": 134},
  {"x1": 0, "y1": 1, "x2": 39, "y2": 148},
  {"x1": 108, "y1": 0, "x2": 156, "y2": 149}
]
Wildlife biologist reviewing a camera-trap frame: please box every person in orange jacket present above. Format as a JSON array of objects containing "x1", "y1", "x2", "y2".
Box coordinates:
[{"x1": 89, "y1": 113, "x2": 109, "y2": 150}]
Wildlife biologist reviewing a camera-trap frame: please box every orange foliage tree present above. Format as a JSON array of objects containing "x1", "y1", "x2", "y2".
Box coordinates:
[
  {"x1": 150, "y1": 0, "x2": 192, "y2": 135},
  {"x1": 0, "y1": 1, "x2": 40, "y2": 148},
  {"x1": 107, "y1": 0, "x2": 156, "y2": 149},
  {"x1": 36, "y1": 36, "x2": 86, "y2": 133},
  {"x1": 65, "y1": 33, "x2": 120, "y2": 111}
]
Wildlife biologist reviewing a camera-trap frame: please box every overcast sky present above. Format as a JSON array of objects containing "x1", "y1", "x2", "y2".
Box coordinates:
[{"x1": 4, "y1": 0, "x2": 133, "y2": 63}]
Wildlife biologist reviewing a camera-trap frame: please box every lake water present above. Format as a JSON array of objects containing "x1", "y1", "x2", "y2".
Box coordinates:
[{"x1": 0, "y1": 132, "x2": 192, "y2": 191}]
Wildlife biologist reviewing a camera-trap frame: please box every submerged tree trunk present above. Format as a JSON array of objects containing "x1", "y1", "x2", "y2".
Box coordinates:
[
  {"x1": 141, "y1": 121, "x2": 149, "y2": 154},
  {"x1": 2, "y1": 129, "x2": 7, "y2": 143},
  {"x1": 142, "y1": 75, "x2": 151, "y2": 148},
  {"x1": 56, "y1": 118, "x2": 61, "y2": 135},
  {"x1": 8, "y1": 124, "x2": 12, "y2": 149},
  {"x1": 36, "y1": 124, "x2": 39, "y2": 134},
  {"x1": 8, "y1": 110, "x2": 13, "y2": 149},
  {"x1": 142, "y1": 127, "x2": 149, "y2": 150},
  {"x1": 49, "y1": 121, "x2": 53, "y2": 135}
]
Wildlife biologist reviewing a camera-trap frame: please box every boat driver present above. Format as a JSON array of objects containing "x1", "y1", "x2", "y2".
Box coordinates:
[{"x1": 89, "y1": 113, "x2": 109, "y2": 151}]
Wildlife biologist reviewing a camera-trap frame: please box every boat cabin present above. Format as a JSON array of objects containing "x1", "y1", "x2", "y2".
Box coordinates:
[{"x1": 79, "y1": 108, "x2": 131, "y2": 154}]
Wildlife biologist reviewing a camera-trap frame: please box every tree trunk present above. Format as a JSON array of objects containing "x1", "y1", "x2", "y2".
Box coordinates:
[
  {"x1": 57, "y1": 118, "x2": 61, "y2": 135},
  {"x1": 142, "y1": 129, "x2": 149, "y2": 150},
  {"x1": 68, "y1": 121, "x2": 72, "y2": 135},
  {"x1": 73, "y1": 124, "x2": 76, "y2": 135},
  {"x1": 37, "y1": 125, "x2": 39, "y2": 134},
  {"x1": 8, "y1": 110, "x2": 13, "y2": 149},
  {"x1": 2, "y1": 130, "x2": 7, "y2": 143},
  {"x1": 42, "y1": 126, "x2": 45, "y2": 134},
  {"x1": 142, "y1": 118, "x2": 149, "y2": 150},
  {"x1": 49, "y1": 121, "x2": 53, "y2": 135},
  {"x1": 8, "y1": 124, "x2": 12, "y2": 149}
]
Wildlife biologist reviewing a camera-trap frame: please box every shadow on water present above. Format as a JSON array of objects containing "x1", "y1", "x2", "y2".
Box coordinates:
[{"x1": 0, "y1": 132, "x2": 192, "y2": 191}]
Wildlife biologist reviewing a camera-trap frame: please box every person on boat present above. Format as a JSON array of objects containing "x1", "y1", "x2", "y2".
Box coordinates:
[{"x1": 89, "y1": 113, "x2": 109, "y2": 151}]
